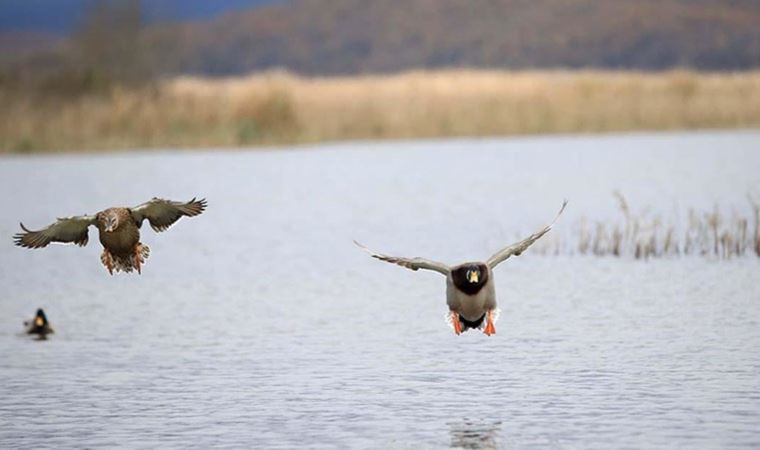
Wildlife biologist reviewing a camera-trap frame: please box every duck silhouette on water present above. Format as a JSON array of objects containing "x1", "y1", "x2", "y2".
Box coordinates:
[{"x1": 24, "y1": 308, "x2": 54, "y2": 338}]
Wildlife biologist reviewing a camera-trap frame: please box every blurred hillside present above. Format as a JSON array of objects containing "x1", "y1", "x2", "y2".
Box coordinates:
[
  {"x1": 145, "y1": 0, "x2": 760, "y2": 74},
  {"x1": 0, "y1": 0, "x2": 280, "y2": 34},
  {"x1": 1, "y1": 0, "x2": 759, "y2": 79},
  {"x1": 2, "y1": 0, "x2": 760, "y2": 153}
]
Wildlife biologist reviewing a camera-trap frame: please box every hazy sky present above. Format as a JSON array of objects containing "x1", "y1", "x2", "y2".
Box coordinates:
[{"x1": 0, "y1": 0, "x2": 283, "y2": 34}]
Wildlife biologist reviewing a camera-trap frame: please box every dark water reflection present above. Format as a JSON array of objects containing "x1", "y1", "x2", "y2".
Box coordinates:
[
  {"x1": 1, "y1": 132, "x2": 759, "y2": 448},
  {"x1": 449, "y1": 420, "x2": 502, "y2": 449}
]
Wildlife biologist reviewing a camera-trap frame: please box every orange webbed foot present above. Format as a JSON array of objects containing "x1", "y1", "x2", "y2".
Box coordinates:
[
  {"x1": 101, "y1": 250, "x2": 114, "y2": 275},
  {"x1": 450, "y1": 311, "x2": 463, "y2": 335},
  {"x1": 484, "y1": 310, "x2": 496, "y2": 336},
  {"x1": 134, "y1": 245, "x2": 142, "y2": 275}
]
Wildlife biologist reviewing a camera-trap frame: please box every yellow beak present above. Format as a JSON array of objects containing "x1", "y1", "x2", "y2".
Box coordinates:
[
  {"x1": 468, "y1": 270, "x2": 479, "y2": 283},
  {"x1": 35, "y1": 317, "x2": 44, "y2": 327}
]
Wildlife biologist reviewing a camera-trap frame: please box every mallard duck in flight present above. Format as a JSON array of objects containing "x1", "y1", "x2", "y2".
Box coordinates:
[
  {"x1": 14, "y1": 197, "x2": 207, "y2": 275},
  {"x1": 355, "y1": 200, "x2": 567, "y2": 336}
]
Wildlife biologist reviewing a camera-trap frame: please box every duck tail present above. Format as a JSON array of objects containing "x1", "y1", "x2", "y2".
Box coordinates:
[
  {"x1": 444, "y1": 308, "x2": 501, "y2": 333},
  {"x1": 100, "y1": 243, "x2": 150, "y2": 274}
]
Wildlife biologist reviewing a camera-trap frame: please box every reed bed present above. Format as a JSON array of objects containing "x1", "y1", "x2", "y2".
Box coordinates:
[
  {"x1": 535, "y1": 193, "x2": 760, "y2": 259},
  {"x1": 3, "y1": 69, "x2": 760, "y2": 152}
]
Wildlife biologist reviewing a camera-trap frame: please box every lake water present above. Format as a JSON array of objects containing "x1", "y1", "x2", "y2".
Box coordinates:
[{"x1": 1, "y1": 131, "x2": 759, "y2": 449}]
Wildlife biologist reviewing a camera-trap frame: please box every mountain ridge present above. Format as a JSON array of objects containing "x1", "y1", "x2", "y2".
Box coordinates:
[
  {"x1": 3, "y1": 0, "x2": 759, "y2": 76},
  {"x1": 142, "y1": 0, "x2": 760, "y2": 75}
]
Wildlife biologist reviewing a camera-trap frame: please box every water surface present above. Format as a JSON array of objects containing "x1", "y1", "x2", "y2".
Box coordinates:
[{"x1": 1, "y1": 131, "x2": 759, "y2": 449}]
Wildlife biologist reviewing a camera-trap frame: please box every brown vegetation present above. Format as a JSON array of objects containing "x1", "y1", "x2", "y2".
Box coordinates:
[
  {"x1": 537, "y1": 193, "x2": 760, "y2": 260},
  {"x1": 2, "y1": 69, "x2": 760, "y2": 153}
]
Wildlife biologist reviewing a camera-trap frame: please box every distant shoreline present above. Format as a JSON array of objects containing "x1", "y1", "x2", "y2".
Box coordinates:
[{"x1": 3, "y1": 69, "x2": 760, "y2": 153}]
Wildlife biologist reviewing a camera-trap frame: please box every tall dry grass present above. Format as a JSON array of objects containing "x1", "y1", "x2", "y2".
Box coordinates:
[
  {"x1": 536, "y1": 192, "x2": 760, "y2": 260},
  {"x1": 3, "y1": 69, "x2": 760, "y2": 152}
]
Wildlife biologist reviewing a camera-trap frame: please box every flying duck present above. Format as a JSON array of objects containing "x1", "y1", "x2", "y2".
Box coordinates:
[
  {"x1": 24, "y1": 308, "x2": 54, "y2": 336},
  {"x1": 14, "y1": 197, "x2": 207, "y2": 275},
  {"x1": 355, "y1": 200, "x2": 567, "y2": 336}
]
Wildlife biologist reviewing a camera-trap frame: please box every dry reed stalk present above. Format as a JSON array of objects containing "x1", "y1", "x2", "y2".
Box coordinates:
[
  {"x1": 561, "y1": 193, "x2": 757, "y2": 260},
  {"x1": 578, "y1": 218, "x2": 591, "y2": 255},
  {"x1": 611, "y1": 226, "x2": 623, "y2": 257},
  {"x1": 750, "y1": 195, "x2": 760, "y2": 257},
  {"x1": 3, "y1": 69, "x2": 760, "y2": 152}
]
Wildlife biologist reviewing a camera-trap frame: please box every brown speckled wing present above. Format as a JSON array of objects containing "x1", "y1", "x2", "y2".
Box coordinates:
[
  {"x1": 130, "y1": 197, "x2": 207, "y2": 232},
  {"x1": 14, "y1": 215, "x2": 97, "y2": 249}
]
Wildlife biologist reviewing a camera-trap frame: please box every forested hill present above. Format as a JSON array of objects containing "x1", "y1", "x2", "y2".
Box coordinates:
[
  {"x1": 3, "y1": 0, "x2": 760, "y2": 76},
  {"x1": 142, "y1": 0, "x2": 760, "y2": 75}
]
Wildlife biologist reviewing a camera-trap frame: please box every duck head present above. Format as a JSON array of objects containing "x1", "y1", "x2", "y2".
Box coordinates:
[
  {"x1": 25, "y1": 308, "x2": 52, "y2": 336},
  {"x1": 34, "y1": 308, "x2": 48, "y2": 327},
  {"x1": 98, "y1": 211, "x2": 119, "y2": 232},
  {"x1": 452, "y1": 262, "x2": 489, "y2": 295}
]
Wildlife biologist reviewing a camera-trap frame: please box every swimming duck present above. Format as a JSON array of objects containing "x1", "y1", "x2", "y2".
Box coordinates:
[
  {"x1": 355, "y1": 200, "x2": 567, "y2": 336},
  {"x1": 24, "y1": 308, "x2": 54, "y2": 336},
  {"x1": 14, "y1": 197, "x2": 207, "y2": 275}
]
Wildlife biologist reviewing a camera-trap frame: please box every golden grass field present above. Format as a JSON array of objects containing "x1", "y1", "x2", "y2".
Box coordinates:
[{"x1": 3, "y1": 69, "x2": 760, "y2": 153}]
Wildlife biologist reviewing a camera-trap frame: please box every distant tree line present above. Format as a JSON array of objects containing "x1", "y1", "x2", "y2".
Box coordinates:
[
  {"x1": 1, "y1": 0, "x2": 759, "y2": 95},
  {"x1": 0, "y1": 0, "x2": 152, "y2": 96},
  {"x1": 74, "y1": 0, "x2": 151, "y2": 86}
]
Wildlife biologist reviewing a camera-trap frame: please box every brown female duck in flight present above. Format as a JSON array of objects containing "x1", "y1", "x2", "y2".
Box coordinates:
[
  {"x1": 355, "y1": 200, "x2": 566, "y2": 336},
  {"x1": 14, "y1": 197, "x2": 207, "y2": 275}
]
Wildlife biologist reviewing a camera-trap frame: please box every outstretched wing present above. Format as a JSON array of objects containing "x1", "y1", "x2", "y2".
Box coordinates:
[
  {"x1": 14, "y1": 215, "x2": 97, "y2": 249},
  {"x1": 486, "y1": 200, "x2": 568, "y2": 269},
  {"x1": 130, "y1": 197, "x2": 207, "y2": 232},
  {"x1": 353, "y1": 240, "x2": 451, "y2": 275}
]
